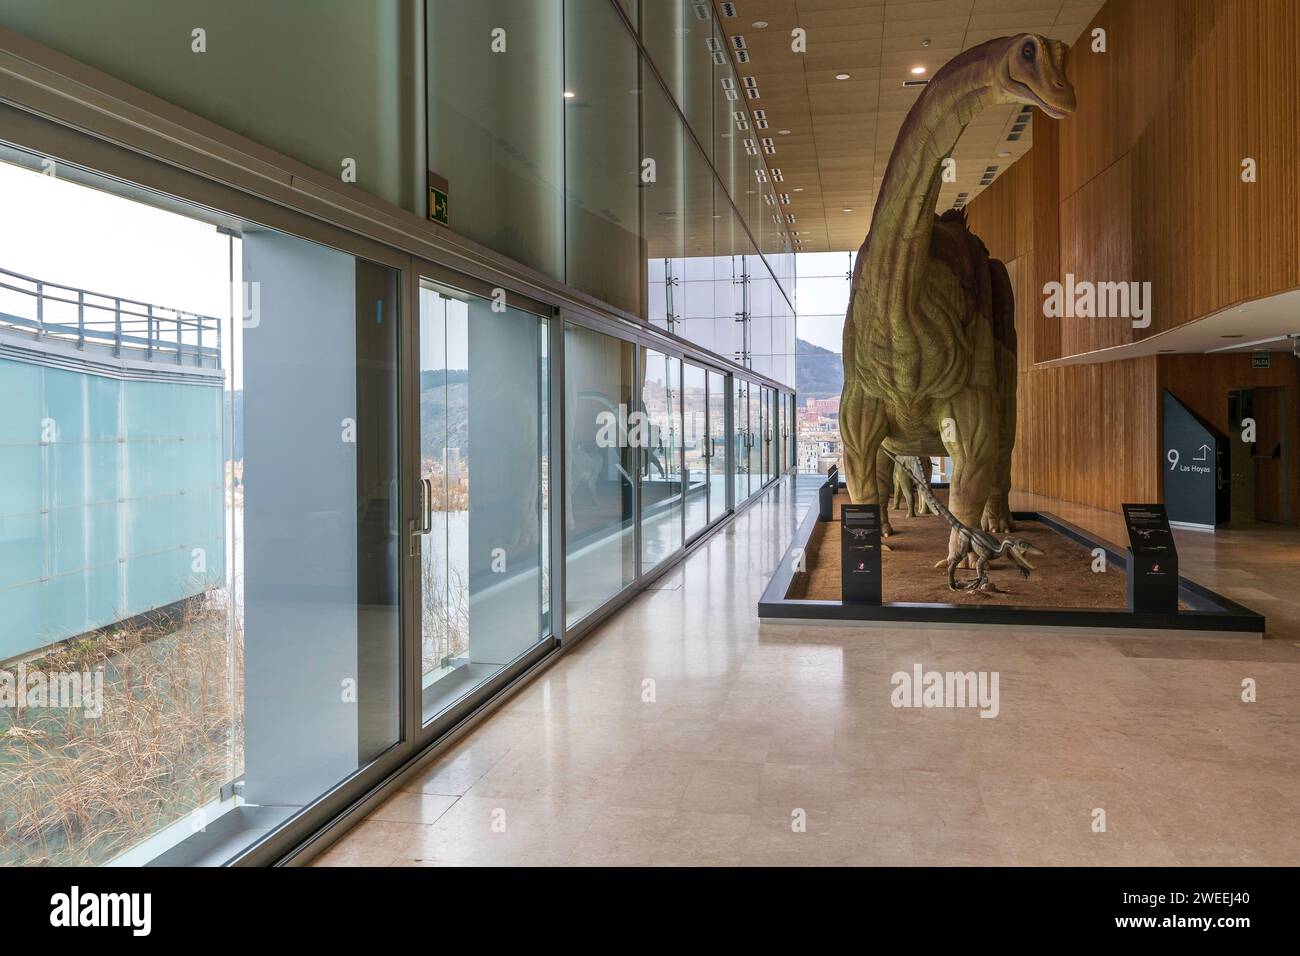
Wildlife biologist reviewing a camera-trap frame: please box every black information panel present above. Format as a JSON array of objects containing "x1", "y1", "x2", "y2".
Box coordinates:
[
  {"x1": 1162, "y1": 390, "x2": 1229, "y2": 527},
  {"x1": 841, "y1": 503, "x2": 883, "y2": 605},
  {"x1": 1122, "y1": 503, "x2": 1179, "y2": 612},
  {"x1": 818, "y1": 465, "x2": 839, "y2": 522}
]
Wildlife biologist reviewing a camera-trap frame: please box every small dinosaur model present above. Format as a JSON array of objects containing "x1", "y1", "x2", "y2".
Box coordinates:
[
  {"x1": 890, "y1": 453, "x2": 1041, "y2": 593},
  {"x1": 840, "y1": 34, "x2": 1076, "y2": 554}
]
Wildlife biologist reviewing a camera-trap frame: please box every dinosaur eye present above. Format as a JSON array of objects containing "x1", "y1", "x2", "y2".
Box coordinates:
[{"x1": 1021, "y1": 41, "x2": 1036, "y2": 61}]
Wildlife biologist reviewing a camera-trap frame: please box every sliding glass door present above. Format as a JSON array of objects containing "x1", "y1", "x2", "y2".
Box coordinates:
[
  {"x1": 683, "y1": 362, "x2": 709, "y2": 540},
  {"x1": 774, "y1": 392, "x2": 785, "y2": 476},
  {"x1": 708, "y1": 370, "x2": 730, "y2": 519},
  {"x1": 733, "y1": 377, "x2": 749, "y2": 502},
  {"x1": 416, "y1": 281, "x2": 550, "y2": 725},
  {"x1": 787, "y1": 392, "x2": 797, "y2": 473},
  {"x1": 563, "y1": 322, "x2": 636, "y2": 624},
  {"x1": 759, "y1": 385, "x2": 773, "y2": 486},
  {"x1": 639, "y1": 347, "x2": 683, "y2": 572},
  {"x1": 683, "y1": 362, "x2": 731, "y2": 538}
]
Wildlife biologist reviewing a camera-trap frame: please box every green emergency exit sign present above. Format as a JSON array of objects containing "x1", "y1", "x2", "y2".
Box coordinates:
[{"x1": 427, "y1": 171, "x2": 449, "y2": 226}]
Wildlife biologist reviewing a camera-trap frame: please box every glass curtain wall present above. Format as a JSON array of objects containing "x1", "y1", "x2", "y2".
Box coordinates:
[
  {"x1": 565, "y1": 0, "x2": 641, "y2": 315},
  {"x1": 794, "y1": 251, "x2": 855, "y2": 474},
  {"x1": 423, "y1": 0, "x2": 796, "y2": 387},
  {"x1": 0, "y1": 147, "x2": 400, "y2": 867},
  {"x1": 427, "y1": 0, "x2": 565, "y2": 280},
  {"x1": 417, "y1": 282, "x2": 550, "y2": 725},
  {"x1": 0, "y1": 2, "x2": 807, "y2": 869}
]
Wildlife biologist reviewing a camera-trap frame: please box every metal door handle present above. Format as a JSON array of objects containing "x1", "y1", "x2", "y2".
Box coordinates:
[{"x1": 418, "y1": 476, "x2": 434, "y2": 534}]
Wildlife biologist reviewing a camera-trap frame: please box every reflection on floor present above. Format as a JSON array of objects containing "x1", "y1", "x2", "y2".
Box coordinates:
[{"x1": 316, "y1": 477, "x2": 1300, "y2": 866}]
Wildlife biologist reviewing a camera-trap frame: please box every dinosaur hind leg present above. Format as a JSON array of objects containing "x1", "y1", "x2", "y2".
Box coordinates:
[{"x1": 939, "y1": 390, "x2": 999, "y2": 568}]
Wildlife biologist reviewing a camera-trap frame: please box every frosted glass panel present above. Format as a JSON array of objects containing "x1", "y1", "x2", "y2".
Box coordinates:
[{"x1": 564, "y1": 323, "x2": 636, "y2": 624}]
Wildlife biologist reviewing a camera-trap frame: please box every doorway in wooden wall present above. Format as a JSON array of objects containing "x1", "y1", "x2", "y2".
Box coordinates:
[{"x1": 1228, "y1": 387, "x2": 1290, "y2": 524}]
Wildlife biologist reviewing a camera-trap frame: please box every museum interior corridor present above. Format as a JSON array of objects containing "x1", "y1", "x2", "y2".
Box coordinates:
[
  {"x1": 1, "y1": 0, "x2": 1298, "y2": 892},
  {"x1": 315, "y1": 476, "x2": 1300, "y2": 867}
]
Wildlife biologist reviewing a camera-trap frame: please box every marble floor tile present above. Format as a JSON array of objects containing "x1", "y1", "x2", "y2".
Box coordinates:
[{"x1": 318, "y1": 478, "x2": 1300, "y2": 867}]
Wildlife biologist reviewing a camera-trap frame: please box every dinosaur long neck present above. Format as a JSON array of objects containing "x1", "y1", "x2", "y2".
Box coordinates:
[{"x1": 850, "y1": 42, "x2": 1006, "y2": 327}]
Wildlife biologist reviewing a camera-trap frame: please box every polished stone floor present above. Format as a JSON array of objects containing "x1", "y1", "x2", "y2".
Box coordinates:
[{"x1": 316, "y1": 477, "x2": 1300, "y2": 866}]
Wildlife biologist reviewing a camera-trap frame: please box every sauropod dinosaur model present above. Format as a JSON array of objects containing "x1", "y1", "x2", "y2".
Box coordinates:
[
  {"x1": 839, "y1": 34, "x2": 1076, "y2": 549},
  {"x1": 889, "y1": 452, "x2": 1042, "y2": 593},
  {"x1": 890, "y1": 455, "x2": 935, "y2": 518}
]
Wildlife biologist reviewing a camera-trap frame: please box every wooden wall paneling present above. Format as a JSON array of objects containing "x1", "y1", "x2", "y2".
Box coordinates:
[
  {"x1": 1057, "y1": 154, "x2": 1133, "y2": 355},
  {"x1": 964, "y1": 152, "x2": 1029, "y2": 264},
  {"x1": 955, "y1": 0, "x2": 1299, "y2": 518},
  {"x1": 1031, "y1": 120, "x2": 1061, "y2": 364},
  {"x1": 1010, "y1": 357, "x2": 1159, "y2": 512}
]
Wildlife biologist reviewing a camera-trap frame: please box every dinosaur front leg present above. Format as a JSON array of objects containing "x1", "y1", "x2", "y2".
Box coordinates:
[{"x1": 840, "y1": 386, "x2": 894, "y2": 536}]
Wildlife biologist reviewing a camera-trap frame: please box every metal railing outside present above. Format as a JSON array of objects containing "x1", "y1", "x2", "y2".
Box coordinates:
[{"x1": 0, "y1": 266, "x2": 222, "y2": 368}]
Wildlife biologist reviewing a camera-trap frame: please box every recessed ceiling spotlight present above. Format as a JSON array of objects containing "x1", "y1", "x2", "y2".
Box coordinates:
[
  {"x1": 910, "y1": 66, "x2": 927, "y2": 75},
  {"x1": 563, "y1": 90, "x2": 576, "y2": 99},
  {"x1": 835, "y1": 73, "x2": 851, "y2": 80},
  {"x1": 793, "y1": 187, "x2": 804, "y2": 192},
  {"x1": 778, "y1": 129, "x2": 791, "y2": 135},
  {"x1": 842, "y1": 207, "x2": 853, "y2": 212},
  {"x1": 752, "y1": 20, "x2": 769, "y2": 28},
  {"x1": 997, "y1": 150, "x2": 1011, "y2": 157}
]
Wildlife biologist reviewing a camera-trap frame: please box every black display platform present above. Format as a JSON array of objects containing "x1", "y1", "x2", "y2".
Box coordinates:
[{"x1": 759, "y1": 488, "x2": 1265, "y2": 634}]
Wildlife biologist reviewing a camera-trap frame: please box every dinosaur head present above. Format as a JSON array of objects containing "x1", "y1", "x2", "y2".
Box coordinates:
[
  {"x1": 996, "y1": 34, "x2": 1075, "y2": 119},
  {"x1": 1005, "y1": 538, "x2": 1043, "y2": 577}
]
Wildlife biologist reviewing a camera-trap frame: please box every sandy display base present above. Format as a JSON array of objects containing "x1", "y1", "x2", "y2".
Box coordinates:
[{"x1": 788, "y1": 491, "x2": 1165, "y2": 609}]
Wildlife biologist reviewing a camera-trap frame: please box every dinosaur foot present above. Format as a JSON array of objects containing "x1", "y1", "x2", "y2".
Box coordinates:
[
  {"x1": 980, "y1": 499, "x2": 1017, "y2": 533},
  {"x1": 881, "y1": 521, "x2": 895, "y2": 538},
  {"x1": 975, "y1": 581, "x2": 1005, "y2": 594},
  {"x1": 934, "y1": 554, "x2": 977, "y2": 570}
]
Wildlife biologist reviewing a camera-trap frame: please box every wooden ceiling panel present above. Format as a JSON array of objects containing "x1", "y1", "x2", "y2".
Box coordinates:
[{"x1": 713, "y1": 0, "x2": 1104, "y2": 251}]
